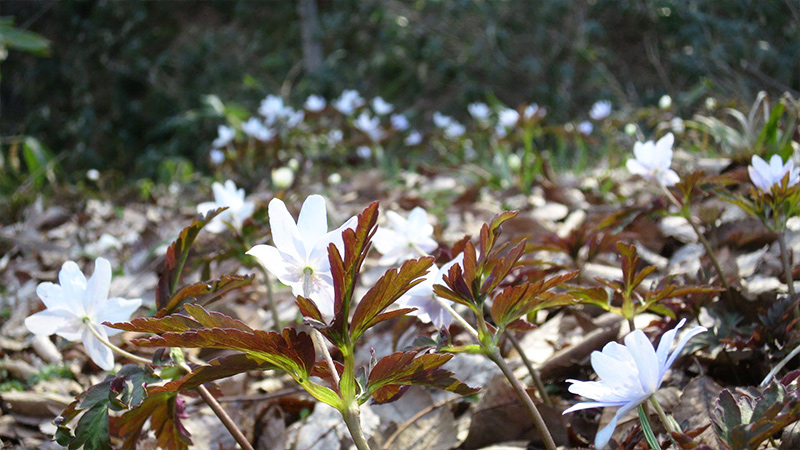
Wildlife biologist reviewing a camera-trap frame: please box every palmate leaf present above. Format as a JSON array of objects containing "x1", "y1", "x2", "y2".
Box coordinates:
[
  {"x1": 364, "y1": 351, "x2": 479, "y2": 405},
  {"x1": 54, "y1": 365, "x2": 159, "y2": 450},
  {"x1": 490, "y1": 271, "x2": 578, "y2": 330},
  {"x1": 114, "y1": 391, "x2": 191, "y2": 450},
  {"x1": 479, "y1": 210, "x2": 518, "y2": 260},
  {"x1": 435, "y1": 242, "x2": 480, "y2": 310},
  {"x1": 480, "y1": 241, "x2": 525, "y2": 296},
  {"x1": 156, "y1": 208, "x2": 227, "y2": 312},
  {"x1": 324, "y1": 202, "x2": 379, "y2": 342},
  {"x1": 110, "y1": 304, "x2": 316, "y2": 381},
  {"x1": 350, "y1": 256, "x2": 434, "y2": 340},
  {"x1": 616, "y1": 242, "x2": 657, "y2": 295},
  {"x1": 155, "y1": 273, "x2": 254, "y2": 318}
]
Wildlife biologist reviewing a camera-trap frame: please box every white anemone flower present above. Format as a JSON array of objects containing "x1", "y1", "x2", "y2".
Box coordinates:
[
  {"x1": 405, "y1": 130, "x2": 422, "y2": 146},
  {"x1": 590, "y1": 100, "x2": 612, "y2": 120},
  {"x1": 468, "y1": 102, "x2": 491, "y2": 121},
  {"x1": 432, "y1": 112, "x2": 453, "y2": 129},
  {"x1": 305, "y1": 95, "x2": 326, "y2": 112},
  {"x1": 397, "y1": 254, "x2": 463, "y2": 329},
  {"x1": 371, "y1": 96, "x2": 394, "y2": 115},
  {"x1": 242, "y1": 117, "x2": 275, "y2": 142},
  {"x1": 444, "y1": 122, "x2": 466, "y2": 140},
  {"x1": 748, "y1": 154, "x2": 800, "y2": 192},
  {"x1": 209, "y1": 149, "x2": 225, "y2": 165},
  {"x1": 197, "y1": 180, "x2": 256, "y2": 233},
  {"x1": 247, "y1": 196, "x2": 356, "y2": 317},
  {"x1": 626, "y1": 133, "x2": 680, "y2": 186},
  {"x1": 373, "y1": 207, "x2": 438, "y2": 266},
  {"x1": 25, "y1": 258, "x2": 142, "y2": 371},
  {"x1": 334, "y1": 89, "x2": 364, "y2": 115},
  {"x1": 212, "y1": 125, "x2": 235, "y2": 148},
  {"x1": 523, "y1": 103, "x2": 543, "y2": 120},
  {"x1": 258, "y1": 95, "x2": 287, "y2": 125},
  {"x1": 390, "y1": 113, "x2": 410, "y2": 131},
  {"x1": 577, "y1": 121, "x2": 593, "y2": 136},
  {"x1": 498, "y1": 108, "x2": 519, "y2": 129},
  {"x1": 354, "y1": 112, "x2": 384, "y2": 141},
  {"x1": 564, "y1": 319, "x2": 706, "y2": 449}
]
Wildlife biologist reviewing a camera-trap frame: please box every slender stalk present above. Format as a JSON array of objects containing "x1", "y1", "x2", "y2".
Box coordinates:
[
  {"x1": 435, "y1": 297, "x2": 480, "y2": 340},
  {"x1": 650, "y1": 396, "x2": 681, "y2": 447},
  {"x1": 84, "y1": 321, "x2": 154, "y2": 366},
  {"x1": 777, "y1": 230, "x2": 796, "y2": 297},
  {"x1": 196, "y1": 384, "x2": 255, "y2": 450},
  {"x1": 761, "y1": 341, "x2": 800, "y2": 387},
  {"x1": 660, "y1": 184, "x2": 731, "y2": 291},
  {"x1": 179, "y1": 361, "x2": 254, "y2": 450},
  {"x1": 637, "y1": 405, "x2": 660, "y2": 449},
  {"x1": 627, "y1": 316, "x2": 636, "y2": 333},
  {"x1": 258, "y1": 264, "x2": 283, "y2": 329},
  {"x1": 301, "y1": 276, "x2": 341, "y2": 388},
  {"x1": 486, "y1": 348, "x2": 557, "y2": 450},
  {"x1": 342, "y1": 406, "x2": 372, "y2": 450},
  {"x1": 505, "y1": 331, "x2": 552, "y2": 407}
]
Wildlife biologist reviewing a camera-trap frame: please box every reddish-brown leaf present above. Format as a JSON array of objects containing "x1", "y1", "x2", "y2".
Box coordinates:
[
  {"x1": 115, "y1": 391, "x2": 191, "y2": 450},
  {"x1": 155, "y1": 273, "x2": 254, "y2": 318},
  {"x1": 150, "y1": 354, "x2": 277, "y2": 393},
  {"x1": 350, "y1": 257, "x2": 433, "y2": 340},
  {"x1": 366, "y1": 351, "x2": 479, "y2": 404},
  {"x1": 490, "y1": 271, "x2": 578, "y2": 329}
]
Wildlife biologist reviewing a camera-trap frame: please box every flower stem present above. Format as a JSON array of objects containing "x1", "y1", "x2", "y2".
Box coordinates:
[
  {"x1": 486, "y1": 347, "x2": 556, "y2": 450},
  {"x1": 84, "y1": 321, "x2": 154, "y2": 366},
  {"x1": 660, "y1": 184, "x2": 731, "y2": 291},
  {"x1": 435, "y1": 297, "x2": 480, "y2": 340},
  {"x1": 180, "y1": 362, "x2": 255, "y2": 450},
  {"x1": 505, "y1": 330, "x2": 552, "y2": 407},
  {"x1": 342, "y1": 405, "x2": 372, "y2": 450},
  {"x1": 649, "y1": 396, "x2": 681, "y2": 446},
  {"x1": 777, "y1": 230, "x2": 796, "y2": 298},
  {"x1": 301, "y1": 278, "x2": 340, "y2": 389},
  {"x1": 256, "y1": 264, "x2": 283, "y2": 329}
]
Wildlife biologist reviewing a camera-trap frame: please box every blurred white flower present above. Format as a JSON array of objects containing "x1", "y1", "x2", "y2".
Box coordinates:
[
  {"x1": 328, "y1": 173, "x2": 342, "y2": 185},
  {"x1": 590, "y1": 100, "x2": 612, "y2": 120},
  {"x1": 242, "y1": 117, "x2": 275, "y2": 142},
  {"x1": 354, "y1": 112, "x2": 384, "y2": 141},
  {"x1": 397, "y1": 254, "x2": 464, "y2": 329},
  {"x1": 356, "y1": 146, "x2": 372, "y2": 159},
  {"x1": 86, "y1": 169, "x2": 100, "y2": 181},
  {"x1": 286, "y1": 109, "x2": 305, "y2": 128},
  {"x1": 498, "y1": 108, "x2": 520, "y2": 129},
  {"x1": 85, "y1": 234, "x2": 122, "y2": 257},
  {"x1": 209, "y1": 149, "x2": 225, "y2": 165},
  {"x1": 259, "y1": 95, "x2": 290, "y2": 125},
  {"x1": 670, "y1": 117, "x2": 685, "y2": 134},
  {"x1": 371, "y1": 96, "x2": 394, "y2": 115},
  {"x1": 468, "y1": 102, "x2": 491, "y2": 121},
  {"x1": 624, "y1": 123, "x2": 638, "y2": 136},
  {"x1": 577, "y1": 121, "x2": 593, "y2": 135},
  {"x1": 494, "y1": 124, "x2": 508, "y2": 138},
  {"x1": 272, "y1": 167, "x2": 295, "y2": 190},
  {"x1": 305, "y1": 95, "x2": 326, "y2": 112},
  {"x1": 626, "y1": 133, "x2": 680, "y2": 186},
  {"x1": 390, "y1": 113, "x2": 410, "y2": 131},
  {"x1": 659, "y1": 94, "x2": 672, "y2": 109},
  {"x1": 334, "y1": 89, "x2": 364, "y2": 115},
  {"x1": 197, "y1": 180, "x2": 256, "y2": 233},
  {"x1": 247, "y1": 196, "x2": 356, "y2": 317},
  {"x1": 507, "y1": 153, "x2": 522, "y2": 171},
  {"x1": 287, "y1": 158, "x2": 300, "y2": 171},
  {"x1": 432, "y1": 112, "x2": 453, "y2": 129},
  {"x1": 373, "y1": 207, "x2": 438, "y2": 266},
  {"x1": 212, "y1": 125, "x2": 235, "y2": 148},
  {"x1": 564, "y1": 319, "x2": 706, "y2": 449},
  {"x1": 405, "y1": 130, "x2": 422, "y2": 146},
  {"x1": 25, "y1": 258, "x2": 142, "y2": 371},
  {"x1": 444, "y1": 122, "x2": 466, "y2": 140},
  {"x1": 328, "y1": 129, "x2": 344, "y2": 145},
  {"x1": 748, "y1": 154, "x2": 800, "y2": 192},
  {"x1": 523, "y1": 103, "x2": 543, "y2": 120},
  {"x1": 705, "y1": 97, "x2": 717, "y2": 109}
]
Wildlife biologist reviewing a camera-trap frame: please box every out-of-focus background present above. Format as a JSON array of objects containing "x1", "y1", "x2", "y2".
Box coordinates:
[{"x1": 1, "y1": 0, "x2": 799, "y2": 217}]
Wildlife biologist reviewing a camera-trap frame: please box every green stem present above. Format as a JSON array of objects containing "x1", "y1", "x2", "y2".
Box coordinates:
[
  {"x1": 660, "y1": 184, "x2": 731, "y2": 291},
  {"x1": 505, "y1": 331, "x2": 552, "y2": 407},
  {"x1": 650, "y1": 396, "x2": 681, "y2": 446},
  {"x1": 638, "y1": 404, "x2": 660, "y2": 449},
  {"x1": 302, "y1": 278, "x2": 341, "y2": 389},
  {"x1": 486, "y1": 347, "x2": 557, "y2": 450},
  {"x1": 84, "y1": 320, "x2": 153, "y2": 366},
  {"x1": 434, "y1": 297, "x2": 480, "y2": 340},
  {"x1": 342, "y1": 405, "x2": 372, "y2": 450},
  {"x1": 257, "y1": 264, "x2": 282, "y2": 329},
  {"x1": 777, "y1": 230, "x2": 796, "y2": 299}
]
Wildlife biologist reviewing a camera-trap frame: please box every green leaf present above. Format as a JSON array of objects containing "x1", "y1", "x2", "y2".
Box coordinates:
[
  {"x1": 70, "y1": 404, "x2": 111, "y2": 450},
  {"x1": 638, "y1": 405, "x2": 661, "y2": 450},
  {"x1": 350, "y1": 256, "x2": 434, "y2": 340},
  {"x1": 156, "y1": 208, "x2": 227, "y2": 311},
  {"x1": 155, "y1": 273, "x2": 254, "y2": 318},
  {"x1": 114, "y1": 391, "x2": 192, "y2": 450},
  {"x1": 365, "y1": 351, "x2": 479, "y2": 405},
  {"x1": 0, "y1": 23, "x2": 50, "y2": 55}
]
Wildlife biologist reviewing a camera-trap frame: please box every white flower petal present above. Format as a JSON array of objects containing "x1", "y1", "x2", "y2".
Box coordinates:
[
  {"x1": 661, "y1": 169, "x2": 680, "y2": 187},
  {"x1": 84, "y1": 258, "x2": 112, "y2": 314},
  {"x1": 95, "y1": 298, "x2": 142, "y2": 336},
  {"x1": 59, "y1": 261, "x2": 87, "y2": 305},
  {"x1": 36, "y1": 282, "x2": 66, "y2": 310},
  {"x1": 268, "y1": 198, "x2": 306, "y2": 261},
  {"x1": 624, "y1": 330, "x2": 660, "y2": 394},
  {"x1": 247, "y1": 245, "x2": 302, "y2": 287},
  {"x1": 664, "y1": 325, "x2": 707, "y2": 372},
  {"x1": 25, "y1": 309, "x2": 80, "y2": 340},
  {"x1": 296, "y1": 195, "x2": 329, "y2": 248},
  {"x1": 81, "y1": 326, "x2": 115, "y2": 371},
  {"x1": 626, "y1": 159, "x2": 649, "y2": 177},
  {"x1": 594, "y1": 397, "x2": 645, "y2": 449}
]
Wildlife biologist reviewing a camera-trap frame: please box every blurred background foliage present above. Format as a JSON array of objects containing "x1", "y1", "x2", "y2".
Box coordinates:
[{"x1": 1, "y1": 0, "x2": 799, "y2": 179}]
